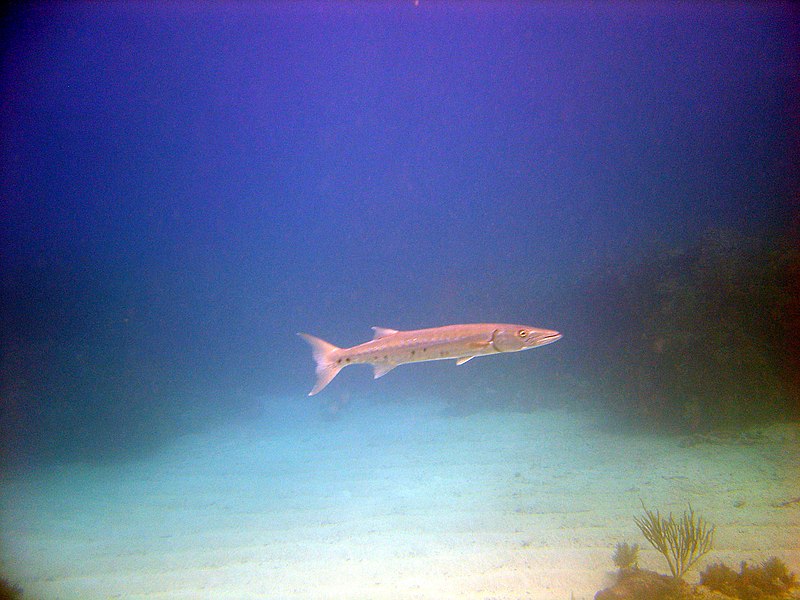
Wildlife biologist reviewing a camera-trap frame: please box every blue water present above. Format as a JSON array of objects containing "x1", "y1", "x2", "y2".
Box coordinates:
[{"x1": 1, "y1": 3, "x2": 798, "y2": 598}]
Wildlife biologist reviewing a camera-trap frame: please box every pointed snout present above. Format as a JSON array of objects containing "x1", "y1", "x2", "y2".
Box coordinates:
[{"x1": 532, "y1": 329, "x2": 562, "y2": 347}]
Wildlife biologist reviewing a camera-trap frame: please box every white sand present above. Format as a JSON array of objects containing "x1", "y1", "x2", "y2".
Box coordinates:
[{"x1": 2, "y1": 399, "x2": 798, "y2": 599}]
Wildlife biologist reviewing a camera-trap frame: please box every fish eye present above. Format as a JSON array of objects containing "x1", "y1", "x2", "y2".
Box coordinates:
[{"x1": 518, "y1": 329, "x2": 527, "y2": 337}]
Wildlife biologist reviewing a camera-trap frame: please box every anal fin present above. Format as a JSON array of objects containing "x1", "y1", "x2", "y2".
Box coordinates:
[{"x1": 373, "y1": 362, "x2": 397, "y2": 379}]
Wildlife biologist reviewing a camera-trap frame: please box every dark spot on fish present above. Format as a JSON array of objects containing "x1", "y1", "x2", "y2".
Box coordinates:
[
  {"x1": 384, "y1": 355, "x2": 388, "y2": 360},
  {"x1": 346, "y1": 358, "x2": 351, "y2": 363},
  {"x1": 337, "y1": 359, "x2": 342, "y2": 364},
  {"x1": 411, "y1": 350, "x2": 415, "y2": 355},
  {"x1": 422, "y1": 348, "x2": 427, "y2": 352}
]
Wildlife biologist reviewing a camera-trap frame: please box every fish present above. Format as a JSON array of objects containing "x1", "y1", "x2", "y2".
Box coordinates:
[{"x1": 298, "y1": 323, "x2": 562, "y2": 396}]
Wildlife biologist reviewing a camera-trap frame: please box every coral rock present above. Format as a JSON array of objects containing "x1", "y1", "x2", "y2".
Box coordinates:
[{"x1": 594, "y1": 568, "x2": 731, "y2": 600}]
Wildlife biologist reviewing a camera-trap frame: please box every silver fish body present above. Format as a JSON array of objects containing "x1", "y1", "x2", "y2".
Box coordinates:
[{"x1": 298, "y1": 323, "x2": 562, "y2": 396}]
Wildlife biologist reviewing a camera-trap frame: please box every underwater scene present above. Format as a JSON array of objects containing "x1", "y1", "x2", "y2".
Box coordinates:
[{"x1": 1, "y1": 3, "x2": 798, "y2": 599}]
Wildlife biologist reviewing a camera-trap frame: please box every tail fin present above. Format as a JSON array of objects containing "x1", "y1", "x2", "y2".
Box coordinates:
[{"x1": 297, "y1": 333, "x2": 343, "y2": 396}]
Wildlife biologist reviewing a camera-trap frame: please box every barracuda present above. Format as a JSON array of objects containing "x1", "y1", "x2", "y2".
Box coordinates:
[{"x1": 298, "y1": 323, "x2": 562, "y2": 396}]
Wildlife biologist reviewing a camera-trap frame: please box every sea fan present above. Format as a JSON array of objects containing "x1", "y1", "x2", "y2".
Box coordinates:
[{"x1": 634, "y1": 501, "x2": 714, "y2": 579}]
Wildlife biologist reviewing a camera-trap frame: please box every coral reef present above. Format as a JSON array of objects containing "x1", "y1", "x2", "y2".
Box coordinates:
[
  {"x1": 598, "y1": 502, "x2": 798, "y2": 599},
  {"x1": 580, "y1": 229, "x2": 799, "y2": 432},
  {"x1": 700, "y1": 558, "x2": 798, "y2": 600},
  {"x1": 595, "y1": 568, "x2": 701, "y2": 600},
  {"x1": 595, "y1": 558, "x2": 799, "y2": 600}
]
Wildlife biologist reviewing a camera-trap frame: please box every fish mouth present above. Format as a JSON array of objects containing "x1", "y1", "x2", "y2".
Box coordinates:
[{"x1": 535, "y1": 332, "x2": 562, "y2": 346}]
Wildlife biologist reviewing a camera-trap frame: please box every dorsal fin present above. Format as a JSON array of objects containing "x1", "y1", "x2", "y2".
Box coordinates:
[{"x1": 371, "y1": 326, "x2": 399, "y2": 340}]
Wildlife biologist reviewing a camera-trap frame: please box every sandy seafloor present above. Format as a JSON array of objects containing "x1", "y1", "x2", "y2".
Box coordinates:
[{"x1": 2, "y1": 398, "x2": 798, "y2": 600}]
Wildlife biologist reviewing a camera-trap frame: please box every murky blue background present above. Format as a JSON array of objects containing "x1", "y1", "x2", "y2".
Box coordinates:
[{"x1": 2, "y1": 3, "x2": 797, "y2": 465}]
